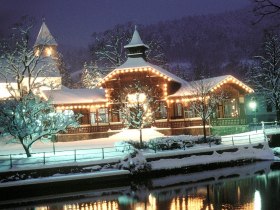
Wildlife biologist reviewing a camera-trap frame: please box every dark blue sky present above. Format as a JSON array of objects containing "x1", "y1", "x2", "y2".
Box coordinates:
[{"x1": 1, "y1": 0, "x2": 250, "y2": 48}]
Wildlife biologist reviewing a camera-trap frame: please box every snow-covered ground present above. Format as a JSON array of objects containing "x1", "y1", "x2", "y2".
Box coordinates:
[
  {"x1": 0, "y1": 128, "x2": 276, "y2": 173},
  {"x1": 0, "y1": 128, "x2": 164, "y2": 155}
]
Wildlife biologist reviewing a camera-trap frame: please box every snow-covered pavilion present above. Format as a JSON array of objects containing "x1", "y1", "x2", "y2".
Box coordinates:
[
  {"x1": 1, "y1": 22, "x2": 255, "y2": 140},
  {"x1": 43, "y1": 27, "x2": 254, "y2": 140}
]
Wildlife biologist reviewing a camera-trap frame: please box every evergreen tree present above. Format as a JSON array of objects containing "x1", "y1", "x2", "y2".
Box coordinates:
[
  {"x1": 247, "y1": 34, "x2": 280, "y2": 121},
  {"x1": 81, "y1": 61, "x2": 103, "y2": 88}
]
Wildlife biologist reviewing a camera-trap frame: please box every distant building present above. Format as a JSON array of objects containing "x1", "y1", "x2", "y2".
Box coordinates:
[{"x1": 0, "y1": 22, "x2": 61, "y2": 99}]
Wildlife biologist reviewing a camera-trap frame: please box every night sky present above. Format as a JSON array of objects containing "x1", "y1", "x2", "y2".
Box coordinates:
[{"x1": 1, "y1": 0, "x2": 250, "y2": 48}]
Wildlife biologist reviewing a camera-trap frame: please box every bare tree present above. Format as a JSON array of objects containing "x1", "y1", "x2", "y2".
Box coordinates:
[
  {"x1": 189, "y1": 79, "x2": 225, "y2": 143},
  {"x1": 0, "y1": 19, "x2": 59, "y2": 100},
  {"x1": 252, "y1": 0, "x2": 280, "y2": 23},
  {"x1": 115, "y1": 81, "x2": 159, "y2": 147},
  {"x1": 247, "y1": 34, "x2": 280, "y2": 120},
  {"x1": 90, "y1": 24, "x2": 167, "y2": 68},
  {"x1": 90, "y1": 24, "x2": 132, "y2": 68}
]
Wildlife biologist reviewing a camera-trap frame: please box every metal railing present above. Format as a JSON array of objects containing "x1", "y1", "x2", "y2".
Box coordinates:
[
  {"x1": 1, "y1": 121, "x2": 274, "y2": 170},
  {"x1": 221, "y1": 132, "x2": 266, "y2": 146},
  {"x1": 0, "y1": 145, "x2": 133, "y2": 169}
]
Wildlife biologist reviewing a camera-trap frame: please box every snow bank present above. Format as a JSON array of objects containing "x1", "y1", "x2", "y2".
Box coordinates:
[
  {"x1": 147, "y1": 142, "x2": 274, "y2": 170},
  {"x1": 0, "y1": 170, "x2": 130, "y2": 188}
]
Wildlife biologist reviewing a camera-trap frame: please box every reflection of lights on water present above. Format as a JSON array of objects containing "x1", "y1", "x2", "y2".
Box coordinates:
[
  {"x1": 170, "y1": 196, "x2": 213, "y2": 210},
  {"x1": 254, "y1": 190, "x2": 261, "y2": 210},
  {"x1": 62, "y1": 201, "x2": 118, "y2": 210},
  {"x1": 134, "y1": 194, "x2": 157, "y2": 210}
]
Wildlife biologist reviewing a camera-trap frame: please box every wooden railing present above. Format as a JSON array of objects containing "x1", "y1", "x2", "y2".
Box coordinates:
[
  {"x1": 64, "y1": 118, "x2": 246, "y2": 134},
  {"x1": 211, "y1": 118, "x2": 247, "y2": 126},
  {"x1": 154, "y1": 119, "x2": 204, "y2": 128},
  {"x1": 65, "y1": 123, "x2": 124, "y2": 134}
]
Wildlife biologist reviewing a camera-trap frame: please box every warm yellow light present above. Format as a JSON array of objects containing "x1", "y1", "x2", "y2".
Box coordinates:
[
  {"x1": 127, "y1": 93, "x2": 146, "y2": 104},
  {"x1": 45, "y1": 47, "x2": 52, "y2": 56},
  {"x1": 35, "y1": 49, "x2": 40, "y2": 56}
]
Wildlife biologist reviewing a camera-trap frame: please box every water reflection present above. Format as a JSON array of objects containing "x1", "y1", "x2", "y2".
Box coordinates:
[{"x1": 4, "y1": 161, "x2": 280, "y2": 210}]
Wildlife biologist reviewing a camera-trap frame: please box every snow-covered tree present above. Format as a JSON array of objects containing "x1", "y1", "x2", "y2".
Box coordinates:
[
  {"x1": 116, "y1": 81, "x2": 159, "y2": 147},
  {"x1": 0, "y1": 93, "x2": 80, "y2": 157},
  {"x1": 90, "y1": 24, "x2": 131, "y2": 68},
  {"x1": 247, "y1": 34, "x2": 280, "y2": 120},
  {"x1": 0, "y1": 20, "x2": 58, "y2": 100},
  {"x1": 90, "y1": 24, "x2": 167, "y2": 68},
  {"x1": 189, "y1": 79, "x2": 225, "y2": 143},
  {"x1": 81, "y1": 61, "x2": 103, "y2": 88}
]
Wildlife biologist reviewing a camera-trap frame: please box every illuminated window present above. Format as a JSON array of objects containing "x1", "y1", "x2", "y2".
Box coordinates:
[
  {"x1": 175, "y1": 103, "x2": 183, "y2": 117},
  {"x1": 45, "y1": 47, "x2": 52, "y2": 56},
  {"x1": 159, "y1": 102, "x2": 167, "y2": 118},
  {"x1": 127, "y1": 93, "x2": 146, "y2": 104}
]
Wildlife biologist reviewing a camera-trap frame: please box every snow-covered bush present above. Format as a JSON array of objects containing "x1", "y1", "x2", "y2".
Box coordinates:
[
  {"x1": 148, "y1": 135, "x2": 195, "y2": 151},
  {"x1": 115, "y1": 141, "x2": 133, "y2": 152},
  {"x1": 116, "y1": 150, "x2": 151, "y2": 174},
  {"x1": 125, "y1": 140, "x2": 149, "y2": 149},
  {"x1": 148, "y1": 135, "x2": 221, "y2": 151}
]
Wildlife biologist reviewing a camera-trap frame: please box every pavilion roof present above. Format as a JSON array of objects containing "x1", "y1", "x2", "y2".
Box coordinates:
[
  {"x1": 169, "y1": 75, "x2": 254, "y2": 98},
  {"x1": 43, "y1": 88, "x2": 106, "y2": 105},
  {"x1": 98, "y1": 57, "x2": 189, "y2": 86}
]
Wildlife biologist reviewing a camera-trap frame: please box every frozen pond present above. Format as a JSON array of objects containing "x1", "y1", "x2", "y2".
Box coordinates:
[{"x1": 1, "y1": 161, "x2": 280, "y2": 210}]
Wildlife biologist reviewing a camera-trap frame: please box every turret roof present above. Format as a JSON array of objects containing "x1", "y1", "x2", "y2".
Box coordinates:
[
  {"x1": 34, "y1": 22, "x2": 57, "y2": 47},
  {"x1": 124, "y1": 27, "x2": 149, "y2": 49}
]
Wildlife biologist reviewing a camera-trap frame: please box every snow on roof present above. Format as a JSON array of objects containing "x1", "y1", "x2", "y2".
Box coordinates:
[
  {"x1": 43, "y1": 88, "x2": 106, "y2": 104},
  {"x1": 99, "y1": 57, "x2": 189, "y2": 86},
  {"x1": 124, "y1": 27, "x2": 149, "y2": 49},
  {"x1": 34, "y1": 22, "x2": 57, "y2": 47},
  {"x1": 0, "y1": 56, "x2": 60, "y2": 83},
  {"x1": 169, "y1": 75, "x2": 254, "y2": 97}
]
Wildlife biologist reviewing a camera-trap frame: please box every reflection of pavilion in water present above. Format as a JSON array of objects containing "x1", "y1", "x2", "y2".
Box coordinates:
[{"x1": 33, "y1": 162, "x2": 279, "y2": 210}]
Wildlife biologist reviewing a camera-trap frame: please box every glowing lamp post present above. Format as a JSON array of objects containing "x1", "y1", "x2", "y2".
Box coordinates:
[{"x1": 249, "y1": 99, "x2": 257, "y2": 123}]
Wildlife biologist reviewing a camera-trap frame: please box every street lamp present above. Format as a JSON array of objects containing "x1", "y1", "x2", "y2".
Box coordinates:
[
  {"x1": 249, "y1": 98, "x2": 257, "y2": 123},
  {"x1": 249, "y1": 97, "x2": 257, "y2": 132}
]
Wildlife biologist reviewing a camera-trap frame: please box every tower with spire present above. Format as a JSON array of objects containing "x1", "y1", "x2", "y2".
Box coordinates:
[
  {"x1": 34, "y1": 21, "x2": 58, "y2": 58},
  {"x1": 124, "y1": 26, "x2": 149, "y2": 60}
]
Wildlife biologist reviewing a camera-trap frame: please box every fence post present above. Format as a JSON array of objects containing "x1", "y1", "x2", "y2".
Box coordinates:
[
  {"x1": 74, "y1": 150, "x2": 77, "y2": 162},
  {"x1": 10, "y1": 154, "x2": 12, "y2": 168},
  {"x1": 249, "y1": 135, "x2": 251, "y2": 144},
  {"x1": 261, "y1": 121, "x2": 264, "y2": 131},
  {"x1": 232, "y1": 136, "x2": 234, "y2": 146},
  {"x1": 43, "y1": 152, "x2": 46, "y2": 165},
  {"x1": 102, "y1": 148, "x2": 104, "y2": 159}
]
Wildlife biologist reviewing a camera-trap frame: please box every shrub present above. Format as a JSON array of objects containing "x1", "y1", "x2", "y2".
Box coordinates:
[{"x1": 116, "y1": 150, "x2": 151, "y2": 174}]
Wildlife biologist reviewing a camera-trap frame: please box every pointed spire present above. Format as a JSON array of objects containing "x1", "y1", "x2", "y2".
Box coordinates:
[
  {"x1": 124, "y1": 26, "x2": 149, "y2": 60},
  {"x1": 34, "y1": 21, "x2": 57, "y2": 47},
  {"x1": 124, "y1": 26, "x2": 149, "y2": 49}
]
